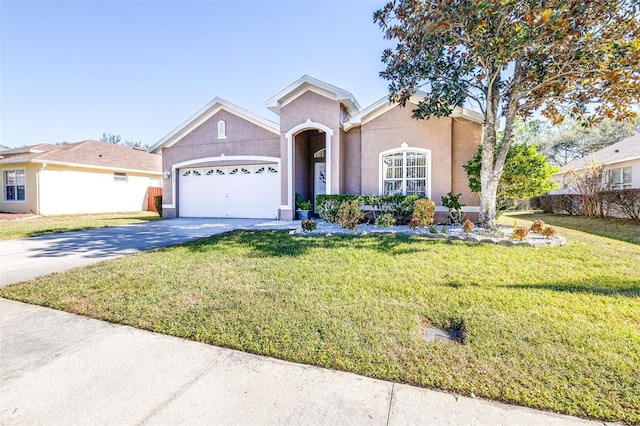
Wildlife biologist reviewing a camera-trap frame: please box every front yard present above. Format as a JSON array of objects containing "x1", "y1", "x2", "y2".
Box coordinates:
[
  {"x1": 0, "y1": 212, "x2": 163, "y2": 240},
  {"x1": 0, "y1": 213, "x2": 638, "y2": 423}
]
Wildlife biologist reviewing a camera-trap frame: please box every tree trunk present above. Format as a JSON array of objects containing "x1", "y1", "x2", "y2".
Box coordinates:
[{"x1": 479, "y1": 178, "x2": 500, "y2": 228}]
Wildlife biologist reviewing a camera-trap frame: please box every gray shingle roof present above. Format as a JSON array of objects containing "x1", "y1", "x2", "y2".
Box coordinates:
[{"x1": 560, "y1": 134, "x2": 640, "y2": 171}]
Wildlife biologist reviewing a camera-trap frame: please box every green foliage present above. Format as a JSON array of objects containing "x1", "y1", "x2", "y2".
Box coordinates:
[
  {"x1": 300, "y1": 219, "x2": 317, "y2": 232},
  {"x1": 537, "y1": 118, "x2": 640, "y2": 166},
  {"x1": 153, "y1": 195, "x2": 163, "y2": 217},
  {"x1": 464, "y1": 143, "x2": 559, "y2": 214},
  {"x1": 337, "y1": 199, "x2": 364, "y2": 230},
  {"x1": 428, "y1": 225, "x2": 437, "y2": 233},
  {"x1": 298, "y1": 200, "x2": 312, "y2": 210},
  {"x1": 374, "y1": 0, "x2": 639, "y2": 227},
  {"x1": 316, "y1": 195, "x2": 363, "y2": 223},
  {"x1": 411, "y1": 198, "x2": 436, "y2": 227},
  {"x1": 441, "y1": 192, "x2": 464, "y2": 224},
  {"x1": 375, "y1": 213, "x2": 396, "y2": 228},
  {"x1": 367, "y1": 194, "x2": 421, "y2": 224}
]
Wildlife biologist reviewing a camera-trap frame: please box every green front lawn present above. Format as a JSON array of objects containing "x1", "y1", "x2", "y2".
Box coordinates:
[
  {"x1": 1, "y1": 214, "x2": 638, "y2": 423},
  {"x1": 0, "y1": 212, "x2": 163, "y2": 240}
]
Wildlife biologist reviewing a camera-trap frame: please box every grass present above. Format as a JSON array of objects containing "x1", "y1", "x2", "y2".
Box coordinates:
[
  {"x1": 0, "y1": 212, "x2": 163, "y2": 240},
  {"x1": 506, "y1": 210, "x2": 640, "y2": 245},
  {"x1": 1, "y1": 213, "x2": 639, "y2": 423}
]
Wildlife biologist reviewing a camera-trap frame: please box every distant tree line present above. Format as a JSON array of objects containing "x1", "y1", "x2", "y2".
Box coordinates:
[{"x1": 99, "y1": 133, "x2": 150, "y2": 149}]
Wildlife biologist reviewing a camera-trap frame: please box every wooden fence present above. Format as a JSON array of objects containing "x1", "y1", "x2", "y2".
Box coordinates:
[{"x1": 147, "y1": 187, "x2": 163, "y2": 212}]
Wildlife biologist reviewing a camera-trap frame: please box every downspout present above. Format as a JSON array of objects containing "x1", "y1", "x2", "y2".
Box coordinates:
[{"x1": 37, "y1": 162, "x2": 47, "y2": 214}]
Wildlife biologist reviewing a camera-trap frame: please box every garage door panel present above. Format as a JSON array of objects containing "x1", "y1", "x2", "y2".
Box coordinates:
[{"x1": 179, "y1": 165, "x2": 280, "y2": 218}]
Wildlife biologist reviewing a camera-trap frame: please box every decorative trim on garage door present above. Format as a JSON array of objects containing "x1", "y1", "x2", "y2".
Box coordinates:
[{"x1": 162, "y1": 155, "x2": 281, "y2": 209}]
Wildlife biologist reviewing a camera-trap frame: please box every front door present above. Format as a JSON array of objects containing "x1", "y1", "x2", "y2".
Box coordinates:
[{"x1": 314, "y1": 162, "x2": 326, "y2": 212}]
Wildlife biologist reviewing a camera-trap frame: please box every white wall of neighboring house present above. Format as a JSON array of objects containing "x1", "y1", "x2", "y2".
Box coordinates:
[
  {"x1": 38, "y1": 166, "x2": 156, "y2": 215},
  {"x1": 550, "y1": 158, "x2": 640, "y2": 194}
]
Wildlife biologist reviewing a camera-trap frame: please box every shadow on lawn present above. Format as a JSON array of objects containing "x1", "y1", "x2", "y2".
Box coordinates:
[
  {"x1": 23, "y1": 215, "x2": 163, "y2": 239},
  {"x1": 185, "y1": 230, "x2": 441, "y2": 258},
  {"x1": 505, "y1": 279, "x2": 640, "y2": 297}
]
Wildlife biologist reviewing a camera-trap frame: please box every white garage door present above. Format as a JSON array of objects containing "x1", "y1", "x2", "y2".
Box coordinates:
[{"x1": 179, "y1": 164, "x2": 280, "y2": 218}]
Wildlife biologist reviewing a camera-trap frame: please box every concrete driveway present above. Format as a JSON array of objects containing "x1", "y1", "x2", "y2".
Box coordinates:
[{"x1": 0, "y1": 218, "x2": 297, "y2": 287}]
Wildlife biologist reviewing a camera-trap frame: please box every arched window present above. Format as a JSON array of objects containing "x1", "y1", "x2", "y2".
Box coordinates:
[
  {"x1": 380, "y1": 148, "x2": 430, "y2": 197},
  {"x1": 217, "y1": 120, "x2": 226, "y2": 139},
  {"x1": 313, "y1": 148, "x2": 326, "y2": 159}
]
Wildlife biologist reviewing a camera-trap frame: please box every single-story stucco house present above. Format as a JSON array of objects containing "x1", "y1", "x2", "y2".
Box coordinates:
[
  {"x1": 0, "y1": 140, "x2": 162, "y2": 215},
  {"x1": 551, "y1": 134, "x2": 640, "y2": 193},
  {"x1": 151, "y1": 75, "x2": 484, "y2": 221}
]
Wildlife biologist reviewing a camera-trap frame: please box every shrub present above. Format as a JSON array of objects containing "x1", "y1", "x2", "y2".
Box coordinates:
[
  {"x1": 428, "y1": 225, "x2": 437, "y2": 233},
  {"x1": 530, "y1": 219, "x2": 545, "y2": 233},
  {"x1": 337, "y1": 199, "x2": 364, "y2": 230},
  {"x1": 408, "y1": 218, "x2": 420, "y2": 229},
  {"x1": 542, "y1": 226, "x2": 558, "y2": 238},
  {"x1": 153, "y1": 195, "x2": 163, "y2": 217},
  {"x1": 412, "y1": 198, "x2": 436, "y2": 227},
  {"x1": 441, "y1": 192, "x2": 465, "y2": 224},
  {"x1": 512, "y1": 226, "x2": 529, "y2": 241},
  {"x1": 462, "y1": 218, "x2": 475, "y2": 235},
  {"x1": 301, "y1": 219, "x2": 317, "y2": 232},
  {"x1": 600, "y1": 189, "x2": 640, "y2": 220},
  {"x1": 316, "y1": 195, "x2": 363, "y2": 223},
  {"x1": 367, "y1": 194, "x2": 421, "y2": 224},
  {"x1": 375, "y1": 213, "x2": 396, "y2": 227}
]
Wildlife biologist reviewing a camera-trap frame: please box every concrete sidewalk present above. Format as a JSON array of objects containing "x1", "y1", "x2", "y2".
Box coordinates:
[{"x1": 1, "y1": 299, "x2": 605, "y2": 426}]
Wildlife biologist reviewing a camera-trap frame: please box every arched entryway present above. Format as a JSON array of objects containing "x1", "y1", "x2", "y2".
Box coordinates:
[{"x1": 285, "y1": 120, "x2": 333, "y2": 213}]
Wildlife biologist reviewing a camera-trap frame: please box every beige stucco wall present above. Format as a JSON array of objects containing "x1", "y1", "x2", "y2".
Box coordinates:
[
  {"x1": 343, "y1": 128, "x2": 362, "y2": 194},
  {"x1": 279, "y1": 91, "x2": 343, "y2": 218},
  {"x1": 451, "y1": 118, "x2": 482, "y2": 206},
  {"x1": 161, "y1": 109, "x2": 281, "y2": 218},
  {"x1": 359, "y1": 104, "x2": 454, "y2": 203},
  {"x1": 0, "y1": 163, "x2": 39, "y2": 214}
]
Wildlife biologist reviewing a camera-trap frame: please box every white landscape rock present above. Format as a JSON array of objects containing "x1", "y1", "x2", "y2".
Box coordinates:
[{"x1": 295, "y1": 221, "x2": 567, "y2": 247}]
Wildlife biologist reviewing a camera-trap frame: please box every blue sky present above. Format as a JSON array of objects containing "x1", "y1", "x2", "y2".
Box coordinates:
[{"x1": 1, "y1": 0, "x2": 392, "y2": 148}]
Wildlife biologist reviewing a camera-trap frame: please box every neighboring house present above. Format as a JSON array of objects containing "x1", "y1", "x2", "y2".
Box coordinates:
[
  {"x1": 0, "y1": 140, "x2": 162, "y2": 215},
  {"x1": 151, "y1": 75, "x2": 484, "y2": 221},
  {"x1": 551, "y1": 134, "x2": 640, "y2": 193}
]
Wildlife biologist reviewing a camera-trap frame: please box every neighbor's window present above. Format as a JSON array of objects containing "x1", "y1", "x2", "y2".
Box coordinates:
[
  {"x1": 218, "y1": 120, "x2": 226, "y2": 139},
  {"x1": 114, "y1": 172, "x2": 128, "y2": 182},
  {"x1": 3, "y1": 169, "x2": 26, "y2": 201},
  {"x1": 610, "y1": 167, "x2": 632, "y2": 190},
  {"x1": 381, "y1": 150, "x2": 429, "y2": 196}
]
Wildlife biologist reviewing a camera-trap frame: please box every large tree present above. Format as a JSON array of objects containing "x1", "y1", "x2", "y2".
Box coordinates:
[{"x1": 374, "y1": 0, "x2": 640, "y2": 227}]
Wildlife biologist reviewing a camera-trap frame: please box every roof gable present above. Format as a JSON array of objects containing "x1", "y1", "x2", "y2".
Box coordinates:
[
  {"x1": 560, "y1": 134, "x2": 640, "y2": 172},
  {"x1": 266, "y1": 75, "x2": 360, "y2": 116},
  {"x1": 344, "y1": 92, "x2": 484, "y2": 131},
  {"x1": 150, "y1": 98, "x2": 280, "y2": 153}
]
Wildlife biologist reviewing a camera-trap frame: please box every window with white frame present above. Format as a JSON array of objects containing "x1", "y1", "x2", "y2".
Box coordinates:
[
  {"x1": 218, "y1": 120, "x2": 226, "y2": 139},
  {"x1": 114, "y1": 172, "x2": 128, "y2": 182},
  {"x1": 381, "y1": 149, "x2": 429, "y2": 196},
  {"x1": 3, "y1": 169, "x2": 26, "y2": 201},
  {"x1": 610, "y1": 167, "x2": 632, "y2": 190}
]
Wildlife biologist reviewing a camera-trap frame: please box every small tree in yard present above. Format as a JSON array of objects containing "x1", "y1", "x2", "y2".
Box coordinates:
[
  {"x1": 464, "y1": 142, "x2": 559, "y2": 215},
  {"x1": 374, "y1": 0, "x2": 640, "y2": 228}
]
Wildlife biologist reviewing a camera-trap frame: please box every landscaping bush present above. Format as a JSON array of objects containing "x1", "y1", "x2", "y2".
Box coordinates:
[
  {"x1": 153, "y1": 195, "x2": 163, "y2": 217},
  {"x1": 366, "y1": 195, "x2": 421, "y2": 224},
  {"x1": 600, "y1": 189, "x2": 640, "y2": 220},
  {"x1": 316, "y1": 195, "x2": 363, "y2": 223},
  {"x1": 337, "y1": 199, "x2": 364, "y2": 230},
  {"x1": 375, "y1": 213, "x2": 396, "y2": 227},
  {"x1": 441, "y1": 192, "x2": 464, "y2": 224},
  {"x1": 300, "y1": 219, "x2": 317, "y2": 232},
  {"x1": 530, "y1": 219, "x2": 545, "y2": 233},
  {"x1": 462, "y1": 218, "x2": 475, "y2": 235},
  {"x1": 537, "y1": 194, "x2": 582, "y2": 215},
  {"x1": 412, "y1": 198, "x2": 436, "y2": 227},
  {"x1": 512, "y1": 226, "x2": 529, "y2": 241},
  {"x1": 542, "y1": 226, "x2": 558, "y2": 238}
]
